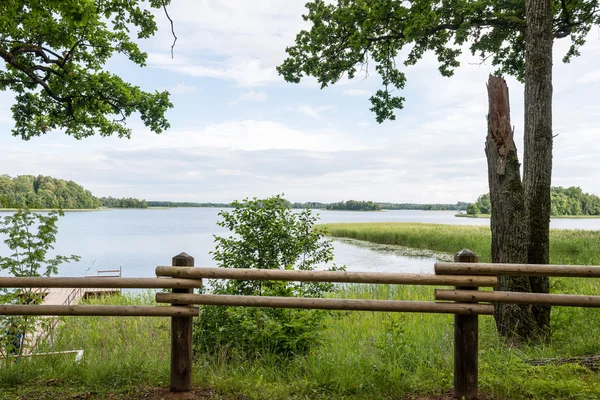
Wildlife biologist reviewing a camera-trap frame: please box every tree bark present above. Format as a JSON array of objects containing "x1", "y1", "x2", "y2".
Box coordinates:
[
  {"x1": 523, "y1": 0, "x2": 554, "y2": 335},
  {"x1": 485, "y1": 75, "x2": 536, "y2": 341}
]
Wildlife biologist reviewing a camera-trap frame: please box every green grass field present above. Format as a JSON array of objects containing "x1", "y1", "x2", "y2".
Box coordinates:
[
  {"x1": 2, "y1": 284, "x2": 600, "y2": 399},
  {"x1": 2, "y1": 223, "x2": 600, "y2": 399},
  {"x1": 317, "y1": 222, "x2": 600, "y2": 265}
]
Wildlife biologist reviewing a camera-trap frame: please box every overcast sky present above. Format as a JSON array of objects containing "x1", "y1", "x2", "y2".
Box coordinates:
[{"x1": 1, "y1": 1, "x2": 599, "y2": 204}]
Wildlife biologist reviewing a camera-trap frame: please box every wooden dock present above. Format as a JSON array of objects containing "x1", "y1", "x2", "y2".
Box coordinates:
[{"x1": 25, "y1": 272, "x2": 122, "y2": 354}]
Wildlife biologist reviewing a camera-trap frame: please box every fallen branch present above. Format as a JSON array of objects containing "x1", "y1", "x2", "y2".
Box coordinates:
[{"x1": 527, "y1": 354, "x2": 600, "y2": 371}]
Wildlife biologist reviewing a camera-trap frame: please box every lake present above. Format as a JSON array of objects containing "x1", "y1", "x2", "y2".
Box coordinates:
[{"x1": 1, "y1": 208, "x2": 599, "y2": 278}]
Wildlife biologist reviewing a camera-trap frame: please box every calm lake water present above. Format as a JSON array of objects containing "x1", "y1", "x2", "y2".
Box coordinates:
[{"x1": 1, "y1": 208, "x2": 599, "y2": 277}]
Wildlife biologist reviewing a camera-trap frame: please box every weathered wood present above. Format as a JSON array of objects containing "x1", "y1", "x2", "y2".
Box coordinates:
[
  {"x1": 0, "y1": 305, "x2": 199, "y2": 317},
  {"x1": 170, "y1": 252, "x2": 195, "y2": 393},
  {"x1": 436, "y1": 289, "x2": 600, "y2": 308},
  {"x1": 453, "y1": 249, "x2": 479, "y2": 400},
  {"x1": 435, "y1": 262, "x2": 600, "y2": 277},
  {"x1": 0, "y1": 277, "x2": 204, "y2": 288},
  {"x1": 156, "y1": 266, "x2": 498, "y2": 287},
  {"x1": 527, "y1": 355, "x2": 600, "y2": 371},
  {"x1": 485, "y1": 74, "x2": 538, "y2": 341},
  {"x1": 155, "y1": 293, "x2": 494, "y2": 315}
]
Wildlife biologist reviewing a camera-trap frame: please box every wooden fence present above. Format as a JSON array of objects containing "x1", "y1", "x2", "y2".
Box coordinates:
[{"x1": 2, "y1": 250, "x2": 600, "y2": 399}]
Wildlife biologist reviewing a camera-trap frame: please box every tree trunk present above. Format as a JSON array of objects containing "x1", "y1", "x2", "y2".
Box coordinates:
[
  {"x1": 523, "y1": 0, "x2": 554, "y2": 335},
  {"x1": 485, "y1": 75, "x2": 537, "y2": 342}
]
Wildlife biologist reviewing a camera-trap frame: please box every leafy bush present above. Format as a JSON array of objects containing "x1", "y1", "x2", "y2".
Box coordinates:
[
  {"x1": 0, "y1": 210, "x2": 79, "y2": 357},
  {"x1": 193, "y1": 195, "x2": 342, "y2": 357}
]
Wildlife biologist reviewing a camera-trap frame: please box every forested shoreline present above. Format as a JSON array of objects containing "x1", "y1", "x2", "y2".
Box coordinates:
[
  {"x1": 0, "y1": 175, "x2": 101, "y2": 209},
  {"x1": 467, "y1": 187, "x2": 600, "y2": 216},
  {"x1": 0, "y1": 175, "x2": 147, "y2": 209}
]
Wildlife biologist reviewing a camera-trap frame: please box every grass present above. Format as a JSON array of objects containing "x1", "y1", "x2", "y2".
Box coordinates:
[
  {"x1": 1, "y1": 282, "x2": 600, "y2": 399},
  {"x1": 2, "y1": 225, "x2": 600, "y2": 398},
  {"x1": 317, "y1": 222, "x2": 600, "y2": 265}
]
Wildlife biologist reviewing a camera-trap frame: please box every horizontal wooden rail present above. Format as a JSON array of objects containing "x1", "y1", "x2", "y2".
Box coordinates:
[
  {"x1": 155, "y1": 293, "x2": 494, "y2": 315},
  {"x1": 436, "y1": 289, "x2": 600, "y2": 308},
  {"x1": 0, "y1": 277, "x2": 203, "y2": 289},
  {"x1": 0, "y1": 305, "x2": 199, "y2": 317},
  {"x1": 435, "y1": 262, "x2": 600, "y2": 277},
  {"x1": 155, "y1": 267, "x2": 498, "y2": 287}
]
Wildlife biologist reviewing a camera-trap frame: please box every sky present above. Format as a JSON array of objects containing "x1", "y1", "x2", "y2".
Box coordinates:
[{"x1": 1, "y1": 1, "x2": 599, "y2": 204}]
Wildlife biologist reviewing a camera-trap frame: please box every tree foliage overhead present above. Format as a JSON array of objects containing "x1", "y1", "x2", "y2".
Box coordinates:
[
  {"x1": 278, "y1": 0, "x2": 600, "y2": 122},
  {"x1": 0, "y1": 0, "x2": 173, "y2": 140}
]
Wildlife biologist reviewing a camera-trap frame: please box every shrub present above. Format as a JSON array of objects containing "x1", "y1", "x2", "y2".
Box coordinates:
[
  {"x1": 0, "y1": 210, "x2": 78, "y2": 357},
  {"x1": 193, "y1": 195, "x2": 342, "y2": 357}
]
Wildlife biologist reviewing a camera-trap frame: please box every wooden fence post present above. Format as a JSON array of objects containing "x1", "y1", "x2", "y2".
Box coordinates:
[
  {"x1": 453, "y1": 249, "x2": 479, "y2": 399},
  {"x1": 170, "y1": 252, "x2": 195, "y2": 392}
]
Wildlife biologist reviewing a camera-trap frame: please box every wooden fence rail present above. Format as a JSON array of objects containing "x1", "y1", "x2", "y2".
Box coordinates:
[
  {"x1": 155, "y1": 266, "x2": 497, "y2": 287},
  {"x1": 0, "y1": 304, "x2": 199, "y2": 317},
  {"x1": 436, "y1": 289, "x2": 600, "y2": 308},
  {"x1": 435, "y1": 262, "x2": 600, "y2": 277},
  {"x1": 4, "y1": 249, "x2": 600, "y2": 400},
  {"x1": 155, "y1": 292, "x2": 494, "y2": 314},
  {"x1": 0, "y1": 277, "x2": 203, "y2": 289}
]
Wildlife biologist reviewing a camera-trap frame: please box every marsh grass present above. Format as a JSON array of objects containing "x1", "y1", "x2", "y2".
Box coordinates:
[
  {"x1": 2, "y1": 230, "x2": 600, "y2": 398},
  {"x1": 318, "y1": 222, "x2": 600, "y2": 265}
]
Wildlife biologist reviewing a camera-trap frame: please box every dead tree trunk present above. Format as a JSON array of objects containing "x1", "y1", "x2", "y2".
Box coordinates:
[{"x1": 485, "y1": 75, "x2": 537, "y2": 342}]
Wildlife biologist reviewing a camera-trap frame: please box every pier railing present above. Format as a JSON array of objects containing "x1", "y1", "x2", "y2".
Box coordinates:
[{"x1": 2, "y1": 250, "x2": 600, "y2": 398}]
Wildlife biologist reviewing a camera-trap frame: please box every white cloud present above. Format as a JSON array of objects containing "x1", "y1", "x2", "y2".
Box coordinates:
[
  {"x1": 297, "y1": 105, "x2": 332, "y2": 119},
  {"x1": 148, "y1": 53, "x2": 278, "y2": 87},
  {"x1": 576, "y1": 71, "x2": 600, "y2": 84},
  {"x1": 139, "y1": 120, "x2": 371, "y2": 152},
  {"x1": 229, "y1": 91, "x2": 268, "y2": 105},
  {"x1": 343, "y1": 89, "x2": 372, "y2": 96},
  {"x1": 167, "y1": 83, "x2": 198, "y2": 95}
]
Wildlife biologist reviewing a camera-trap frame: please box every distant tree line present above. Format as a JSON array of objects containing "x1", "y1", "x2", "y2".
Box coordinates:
[
  {"x1": 292, "y1": 202, "x2": 328, "y2": 209},
  {"x1": 467, "y1": 187, "x2": 600, "y2": 216},
  {"x1": 147, "y1": 201, "x2": 232, "y2": 208},
  {"x1": 0, "y1": 175, "x2": 101, "y2": 209},
  {"x1": 378, "y1": 202, "x2": 468, "y2": 211},
  {"x1": 326, "y1": 200, "x2": 381, "y2": 211},
  {"x1": 99, "y1": 197, "x2": 147, "y2": 209}
]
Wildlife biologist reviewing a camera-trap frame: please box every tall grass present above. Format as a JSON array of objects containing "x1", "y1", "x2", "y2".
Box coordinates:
[
  {"x1": 2, "y1": 284, "x2": 599, "y2": 399},
  {"x1": 2, "y1": 224, "x2": 600, "y2": 398},
  {"x1": 0, "y1": 291, "x2": 171, "y2": 392},
  {"x1": 318, "y1": 222, "x2": 600, "y2": 265}
]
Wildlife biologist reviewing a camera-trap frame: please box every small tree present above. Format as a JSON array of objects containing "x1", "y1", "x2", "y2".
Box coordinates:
[
  {"x1": 466, "y1": 203, "x2": 481, "y2": 216},
  {"x1": 194, "y1": 195, "x2": 342, "y2": 357},
  {"x1": 0, "y1": 210, "x2": 79, "y2": 357}
]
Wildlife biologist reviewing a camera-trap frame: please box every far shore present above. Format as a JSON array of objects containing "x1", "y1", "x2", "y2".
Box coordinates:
[
  {"x1": 455, "y1": 213, "x2": 600, "y2": 219},
  {"x1": 0, "y1": 208, "x2": 108, "y2": 212}
]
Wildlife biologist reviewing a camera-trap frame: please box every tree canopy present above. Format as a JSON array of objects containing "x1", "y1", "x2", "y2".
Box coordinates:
[
  {"x1": 0, "y1": 174, "x2": 148, "y2": 209},
  {"x1": 0, "y1": 0, "x2": 173, "y2": 139},
  {"x1": 0, "y1": 174, "x2": 101, "y2": 209},
  {"x1": 278, "y1": 0, "x2": 599, "y2": 122}
]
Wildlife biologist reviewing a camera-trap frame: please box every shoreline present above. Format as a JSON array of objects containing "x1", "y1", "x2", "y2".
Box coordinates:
[{"x1": 455, "y1": 213, "x2": 600, "y2": 219}]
